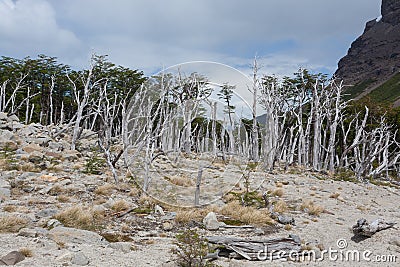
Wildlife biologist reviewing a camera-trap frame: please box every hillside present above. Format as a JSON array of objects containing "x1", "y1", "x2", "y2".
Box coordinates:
[{"x1": 335, "y1": 0, "x2": 400, "y2": 103}]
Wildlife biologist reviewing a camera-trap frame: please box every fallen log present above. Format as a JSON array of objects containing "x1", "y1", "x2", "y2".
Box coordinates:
[
  {"x1": 207, "y1": 235, "x2": 301, "y2": 261},
  {"x1": 352, "y1": 218, "x2": 396, "y2": 237}
]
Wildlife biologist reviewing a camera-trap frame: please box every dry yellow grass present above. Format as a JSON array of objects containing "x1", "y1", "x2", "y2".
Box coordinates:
[
  {"x1": 272, "y1": 188, "x2": 284, "y2": 197},
  {"x1": 300, "y1": 200, "x2": 324, "y2": 216},
  {"x1": 19, "y1": 247, "x2": 33, "y2": 257},
  {"x1": 138, "y1": 195, "x2": 157, "y2": 208},
  {"x1": 3, "y1": 205, "x2": 18, "y2": 212},
  {"x1": 54, "y1": 205, "x2": 104, "y2": 230},
  {"x1": 220, "y1": 201, "x2": 274, "y2": 226},
  {"x1": 168, "y1": 175, "x2": 194, "y2": 187},
  {"x1": 273, "y1": 200, "x2": 288, "y2": 213},
  {"x1": 94, "y1": 184, "x2": 116, "y2": 196},
  {"x1": 174, "y1": 206, "x2": 218, "y2": 224},
  {"x1": 111, "y1": 200, "x2": 130, "y2": 212},
  {"x1": 57, "y1": 195, "x2": 70, "y2": 203},
  {"x1": 0, "y1": 216, "x2": 28, "y2": 233},
  {"x1": 222, "y1": 192, "x2": 239, "y2": 203},
  {"x1": 48, "y1": 185, "x2": 65, "y2": 195},
  {"x1": 284, "y1": 224, "x2": 292, "y2": 230}
]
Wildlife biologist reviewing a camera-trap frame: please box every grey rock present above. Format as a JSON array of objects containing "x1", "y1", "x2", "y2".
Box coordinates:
[
  {"x1": 137, "y1": 230, "x2": 158, "y2": 237},
  {"x1": 0, "y1": 251, "x2": 25, "y2": 265},
  {"x1": 203, "y1": 212, "x2": 220, "y2": 230},
  {"x1": 0, "y1": 188, "x2": 11, "y2": 199},
  {"x1": 0, "y1": 138, "x2": 18, "y2": 152},
  {"x1": 57, "y1": 252, "x2": 72, "y2": 262},
  {"x1": 18, "y1": 227, "x2": 48, "y2": 238},
  {"x1": 36, "y1": 208, "x2": 58, "y2": 218},
  {"x1": 29, "y1": 137, "x2": 52, "y2": 146},
  {"x1": 6, "y1": 114, "x2": 19, "y2": 122},
  {"x1": 71, "y1": 252, "x2": 89, "y2": 266},
  {"x1": 48, "y1": 226, "x2": 108, "y2": 246},
  {"x1": 109, "y1": 242, "x2": 133, "y2": 253},
  {"x1": 154, "y1": 205, "x2": 165, "y2": 216},
  {"x1": 389, "y1": 237, "x2": 400, "y2": 247},
  {"x1": 161, "y1": 212, "x2": 177, "y2": 221},
  {"x1": 47, "y1": 219, "x2": 63, "y2": 229},
  {"x1": 277, "y1": 215, "x2": 295, "y2": 225},
  {"x1": 0, "y1": 112, "x2": 7, "y2": 121}
]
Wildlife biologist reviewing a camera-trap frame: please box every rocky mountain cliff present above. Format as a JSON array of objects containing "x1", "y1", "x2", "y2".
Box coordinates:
[{"x1": 335, "y1": 0, "x2": 400, "y2": 94}]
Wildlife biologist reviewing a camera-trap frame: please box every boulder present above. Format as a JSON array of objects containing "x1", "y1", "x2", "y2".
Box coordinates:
[
  {"x1": 71, "y1": 252, "x2": 89, "y2": 266},
  {"x1": 0, "y1": 251, "x2": 25, "y2": 265},
  {"x1": 48, "y1": 226, "x2": 108, "y2": 246},
  {"x1": 203, "y1": 212, "x2": 220, "y2": 230}
]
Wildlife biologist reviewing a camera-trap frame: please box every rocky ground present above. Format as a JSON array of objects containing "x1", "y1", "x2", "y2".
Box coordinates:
[{"x1": 0, "y1": 113, "x2": 399, "y2": 266}]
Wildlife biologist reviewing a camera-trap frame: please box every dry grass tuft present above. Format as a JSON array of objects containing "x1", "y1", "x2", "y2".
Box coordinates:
[
  {"x1": 94, "y1": 184, "x2": 116, "y2": 196},
  {"x1": 0, "y1": 216, "x2": 28, "y2": 233},
  {"x1": 220, "y1": 201, "x2": 274, "y2": 226},
  {"x1": 168, "y1": 175, "x2": 194, "y2": 187},
  {"x1": 111, "y1": 200, "x2": 130, "y2": 212},
  {"x1": 19, "y1": 247, "x2": 33, "y2": 257},
  {"x1": 138, "y1": 195, "x2": 158, "y2": 208},
  {"x1": 3, "y1": 205, "x2": 18, "y2": 212},
  {"x1": 57, "y1": 195, "x2": 70, "y2": 203},
  {"x1": 54, "y1": 205, "x2": 104, "y2": 230},
  {"x1": 273, "y1": 200, "x2": 288, "y2": 213},
  {"x1": 272, "y1": 188, "x2": 284, "y2": 197},
  {"x1": 48, "y1": 185, "x2": 65, "y2": 196},
  {"x1": 284, "y1": 224, "x2": 292, "y2": 231},
  {"x1": 300, "y1": 200, "x2": 324, "y2": 216},
  {"x1": 174, "y1": 205, "x2": 217, "y2": 224},
  {"x1": 329, "y1": 192, "x2": 340, "y2": 199}
]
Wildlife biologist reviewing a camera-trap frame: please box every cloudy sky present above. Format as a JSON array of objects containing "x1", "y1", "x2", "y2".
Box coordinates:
[{"x1": 0, "y1": 0, "x2": 382, "y2": 77}]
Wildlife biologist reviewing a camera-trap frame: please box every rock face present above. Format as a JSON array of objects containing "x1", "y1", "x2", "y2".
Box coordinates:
[{"x1": 335, "y1": 0, "x2": 400, "y2": 86}]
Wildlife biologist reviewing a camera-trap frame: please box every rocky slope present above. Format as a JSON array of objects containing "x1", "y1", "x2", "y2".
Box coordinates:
[
  {"x1": 335, "y1": 0, "x2": 400, "y2": 98},
  {"x1": 0, "y1": 113, "x2": 399, "y2": 266}
]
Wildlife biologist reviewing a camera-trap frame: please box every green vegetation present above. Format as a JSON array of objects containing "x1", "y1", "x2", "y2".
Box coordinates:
[
  {"x1": 361, "y1": 73, "x2": 400, "y2": 104},
  {"x1": 172, "y1": 229, "x2": 215, "y2": 267},
  {"x1": 84, "y1": 152, "x2": 106, "y2": 175},
  {"x1": 344, "y1": 79, "x2": 376, "y2": 100}
]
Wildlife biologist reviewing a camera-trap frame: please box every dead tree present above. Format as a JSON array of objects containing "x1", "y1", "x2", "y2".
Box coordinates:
[{"x1": 68, "y1": 57, "x2": 103, "y2": 151}]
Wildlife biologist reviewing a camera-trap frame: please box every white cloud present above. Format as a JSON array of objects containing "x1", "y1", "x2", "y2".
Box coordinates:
[
  {"x1": 0, "y1": 0, "x2": 84, "y2": 63},
  {"x1": 0, "y1": 0, "x2": 382, "y2": 76}
]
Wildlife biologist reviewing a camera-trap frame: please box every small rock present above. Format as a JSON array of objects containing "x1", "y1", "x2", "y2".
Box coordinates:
[
  {"x1": 7, "y1": 114, "x2": 19, "y2": 122},
  {"x1": 137, "y1": 230, "x2": 158, "y2": 237},
  {"x1": 154, "y1": 205, "x2": 165, "y2": 216},
  {"x1": 109, "y1": 242, "x2": 133, "y2": 253},
  {"x1": 18, "y1": 228, "x2": 38, "y2": 238},
  {"x1": 0, "y1": 138, "x2": 18, "y2": 151},
  {"x1": 0, "y1": 251, "x2": 25, "y2": 265},
  {"x1": 0, "y1": 188, "x2": 11, "y2": 200},
  {"x1": 203, "y1": 212, "x2": 220, "y2": 230},
  {"x1": 71, "y1": 252, "x2": 89, "y2": 266},
  {"x1": 389, "y1": 237, "x2": 400, "y2": 247},
  {"x1": 47, "y1": 219, "x2": 63, "y2": 229},
  {"x1": 28, "y1": 151, "x2": 44, "y2": 164},
  {"x1": 57, "y1": 252, "x2": 72, "y2": 262},
  {"x1": 162, "y1": 221, "x2": 174, "y2": 231},
  {"x1": 22, "y1": 143, "x2": 42, "y2": 153},
  {"x1": 277, "y1": 215, "x2": 295, "y2": 225},
  {"x1": 0, "y1": 112, "x2": 7, "y2": 121},
  {"x1": 36, "y1": 209, "x2": 58, "y2": 218},
  {"x1": 161, "y1": 212, "x2": 177, "y2": 221}
]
